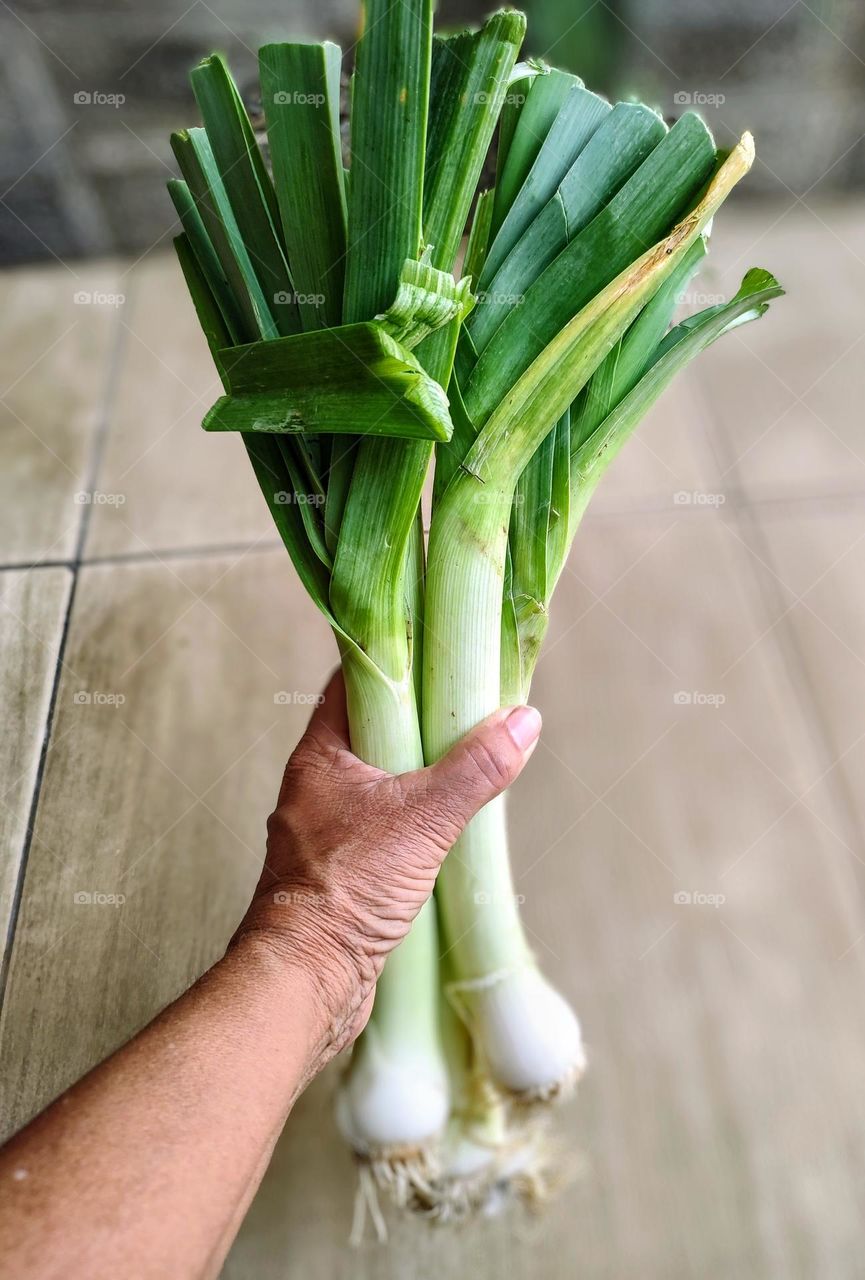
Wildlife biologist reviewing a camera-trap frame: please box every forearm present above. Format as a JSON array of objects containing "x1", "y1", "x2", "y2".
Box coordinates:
[{"x1": 0, "y1": 935, "x2": 327, "y2": 1280}]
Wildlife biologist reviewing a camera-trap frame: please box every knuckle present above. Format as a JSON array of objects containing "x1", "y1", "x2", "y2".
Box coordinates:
[
  {"x1": 392, "y1": 777, "x2": 463, "y2": 851},
  {"x1": 463, "y1": 737, "x2": 512, "y2": 791}
]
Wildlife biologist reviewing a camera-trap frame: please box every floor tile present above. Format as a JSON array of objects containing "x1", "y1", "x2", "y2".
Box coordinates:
[
  {"x1": 0, "y1": 261, "x2": 121, "y2": 564},
  {"x1": 0, "y1": 548, "x2": 333, "y2": 1138},
  {"x1": 227, "y1": 513, "x2": 865, "y2": 1277},
  {"x1": 0, "y1": 569, "x2": 71, "y2": 953},
  {"x1": 83, "y1": 254, "x2": 276, "y2": 558},
  {"x1": 695, "y1": 202, "x2": 865, "y2": 501}
]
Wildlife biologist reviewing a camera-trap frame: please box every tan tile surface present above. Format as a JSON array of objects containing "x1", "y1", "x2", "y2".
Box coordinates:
[
  {"x1": 4, "y1": 207, "x2": 865, "y2": 1277},
  {"x1": 695, "y1": 203, "x2": 865, "y2": 501},
  {"x1": 0, "y1": 262, "x2": 121, "y2": 565},
  {"x1": 225, "y1": 512, "x2": 865, "y2": 1278},
  {"x1": 83, "y1": 255, "x2": 276, "y2": 559},
  {"x1": 0, "y1": 569, "x2": 71, "y2": 951},
  {"x1": 0, "y1": 549, "x2": 333, "y2": 1138}
]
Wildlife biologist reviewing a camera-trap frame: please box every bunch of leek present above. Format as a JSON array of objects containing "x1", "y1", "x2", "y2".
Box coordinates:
[{"x1": 167, "y1": 0, "x2": 781, "y2": 1222}]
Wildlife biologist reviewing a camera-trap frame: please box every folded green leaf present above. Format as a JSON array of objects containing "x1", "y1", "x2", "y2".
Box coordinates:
[
  {"x1": 375, "y1": 256, "x2": 474, "y2": 350},
  {"x1": 203, "y1": 324, "x2": 454, "y2": 442}
]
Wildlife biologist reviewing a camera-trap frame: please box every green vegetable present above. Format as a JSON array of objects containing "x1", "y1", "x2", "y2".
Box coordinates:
[{"x1": 167, "y1": 0, "x2": 781, "y2": 1220}]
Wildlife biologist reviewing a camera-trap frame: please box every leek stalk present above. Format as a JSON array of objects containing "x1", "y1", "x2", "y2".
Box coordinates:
[{"x1": 167, "y1": 0, "x2": 782, "y2": 1221}]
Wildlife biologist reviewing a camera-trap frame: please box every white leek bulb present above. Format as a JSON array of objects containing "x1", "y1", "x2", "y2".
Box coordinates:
[
  {"x1": 453, "y1": 966, "x2": 586, "y2": 1098},
  {"x1": 336, "y1": 1022, "x2": 449, "y2": 1155}
]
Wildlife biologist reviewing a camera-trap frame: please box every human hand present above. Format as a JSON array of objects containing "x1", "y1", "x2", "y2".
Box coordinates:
[{"x1": 234, "y1": 670, "x2": 541, "y2": 1066}]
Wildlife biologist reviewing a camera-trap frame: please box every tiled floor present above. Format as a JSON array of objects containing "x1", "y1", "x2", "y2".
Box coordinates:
[{"x1": 2, "y1": 204, "x2": 864, "y2": 1278}]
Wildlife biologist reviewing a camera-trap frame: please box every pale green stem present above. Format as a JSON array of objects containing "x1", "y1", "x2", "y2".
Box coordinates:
[
  {"x1": 339, "y1": 645, "x2": 444, "y2": 1059},
  {"x1": 424, "y1": 491, "x2": 531, "y2": 977}
]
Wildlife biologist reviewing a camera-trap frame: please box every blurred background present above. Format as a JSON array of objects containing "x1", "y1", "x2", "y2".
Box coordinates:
[
  {"x1": 2, "y1": 0, "x2": 864, "y2": 263},
  {"x1": 3, "y1": 2, "x2": 865, "y2": 1278}
]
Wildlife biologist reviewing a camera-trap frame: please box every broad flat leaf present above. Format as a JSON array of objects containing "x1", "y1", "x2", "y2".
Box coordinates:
[
  {"x1": 190, "y1": 54, "x2": 300, "y2": 336},
  {"x1": 464, "y1": 111, "x2": 718, "y2": 428},
  {"x1": 490, "y1": 67, "x2": 579, "y2": 239},
  {"x1": 480, "y1": 82, "x2": 610, "y2": 286},
  {"x1": 334, "y1": 3, "x2": 523, "y2": 671},
  {"x1": 330, "y1": 0, "x2": 434, "y2": 559},
  {"x1": 444, "y1": 136, "x2": 756, "y2": 503},
  {"x1": 424, "y1": 10, "x2": 526, "y2": 272},
  {"x1": 171, "y1": 128, "x2": 276, "y2": 341},
  {"x1": 342, "y1": 0, "x2": 432, "y2": 322},
  {"x1": 259, "y1": 42, "x2": 347, "y2": 330},
  {"x1": 470, "y1": 102, "x2": 668, "y2": 353},
  {"x1": 203, "y1": 324, "x2": 454, "y2": 442}
]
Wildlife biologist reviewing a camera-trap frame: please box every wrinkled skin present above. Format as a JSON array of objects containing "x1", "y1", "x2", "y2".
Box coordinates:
[{"x1": 235, "y1": 670, "x2": 541, "y2": 1068}]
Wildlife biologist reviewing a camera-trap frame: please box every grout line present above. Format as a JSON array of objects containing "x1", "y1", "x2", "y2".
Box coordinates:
[
  {"x1": 0, "y1": 284, "x2": 132, "y2": 1013},
  {"x1": 2, "y1": 491, "x2": 865, "y2": 581},
  {"x1": 0, "y1": 540, "x2": 285, "y2": 575}
]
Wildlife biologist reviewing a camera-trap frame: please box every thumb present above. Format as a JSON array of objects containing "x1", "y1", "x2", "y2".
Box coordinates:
[{"x1": 406, "y1": 705, "x2": 542, "y2": 840}]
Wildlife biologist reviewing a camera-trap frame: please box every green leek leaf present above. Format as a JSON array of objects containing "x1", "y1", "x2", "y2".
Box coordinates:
[
  {"x1": 470, "y1": 102, "x2": 668, "y2": 353},
  {"x1": 465, "y1": 111, "x2": 718, "y2": 429},
  {"x1": 259, "y1": 42, "x2": 347, "y2": 330},
  {"x1": 190, "y1": 54, "x2": 299, "y2": 336},
  {"x1": 490, "y1": 67, "x2": 579, "y2": 239},
  {"x1": 480, "y1": 82, "x2": 610, "y2": 286},
  {"x1": 203, "y1": 324, "x2": 454, "y2": 442}
]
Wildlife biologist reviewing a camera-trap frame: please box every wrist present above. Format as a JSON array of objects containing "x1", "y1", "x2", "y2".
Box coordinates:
[{"x1": 227, "y1": 916, "x2": 367, "y2": 1074}]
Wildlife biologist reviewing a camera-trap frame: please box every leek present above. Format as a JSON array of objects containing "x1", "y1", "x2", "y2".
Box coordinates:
[{"x1": 167, "y1": 0, "x2": 782, "y2": 1223}]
